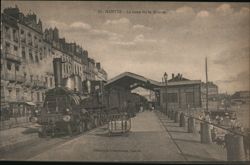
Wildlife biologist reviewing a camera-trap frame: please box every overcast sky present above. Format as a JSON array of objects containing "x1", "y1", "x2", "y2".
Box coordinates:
[{"x1": 2, "y1": 1, "x2": 250, "y2": 94}]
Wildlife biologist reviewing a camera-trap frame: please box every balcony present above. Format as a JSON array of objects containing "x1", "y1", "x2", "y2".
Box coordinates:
[
  {"x1": 16, "y1": 75, "x2": 25, "y2": 83},
  {"x1": 4, "y1": 74, "x2": 25, "y2": 83},
  {"x1": 5, "y1": 33, "x2": 11, "y2": 40},
  {"x1": 33, "y1": 80, "x2": 47, "y2": 89},
  {"x1": 5, "y1": 52, "x2": 21, "y2": 63},
  {"x1": 6, "y1": 74, "x2": 16, "y2": 82},
  {"x1": 24, "y1": 80, "x2": 32, "y2": 87}
]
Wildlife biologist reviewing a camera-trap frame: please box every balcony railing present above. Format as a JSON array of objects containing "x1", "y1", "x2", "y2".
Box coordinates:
[
  {"x1": 5, "y1": 52, "x2": 21, "y2": 62},
  {"x1": 16, "y1": 75, "x2": 25, "y2": 83},
  {"x1": 5, "y1": 33, "x2": 11, "y2": 40},
  {"x1": 6, "y1": 74, "x2": 16, "y2": 82},
  {"x1": 24, "y1": 80, "x2": 32, "y2": 87},
  {"x1": 33, "y1": 80, "x2": 47, "y2": 88}
]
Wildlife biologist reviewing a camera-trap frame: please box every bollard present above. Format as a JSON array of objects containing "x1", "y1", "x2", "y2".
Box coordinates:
[
  {"x1": 200, "y1": 122, "x2": 212, "y2": 144},
  {"x1": 167, "y1": 109, "x2": 171, "y2": 118},
  {"x1": 187, "y1": 117, "x2": 196, "y2": 133},
  {"x1": 170, "y1": 110, "x2": 174, "y2": 120},
  {"x1": 225, "y1": 133, "x2": 246, "y2": 161},
  {"x1": 174, "y1": 111, "x2": 180, "y2": 123},
  {"x1": 179, "y1": 113, "x2": 186, "y2": 127}
]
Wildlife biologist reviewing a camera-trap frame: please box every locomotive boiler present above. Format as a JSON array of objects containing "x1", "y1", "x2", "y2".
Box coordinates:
[{"x1": 38, "y1": 58, "x2": 104, "y2": 137}]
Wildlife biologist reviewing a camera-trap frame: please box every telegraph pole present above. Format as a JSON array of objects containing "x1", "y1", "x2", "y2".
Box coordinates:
[{"x1": 205, "y1": 57, "x2": 208, "y2": 112}]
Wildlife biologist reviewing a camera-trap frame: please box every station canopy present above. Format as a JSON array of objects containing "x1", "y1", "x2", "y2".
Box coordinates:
[{"x1": 105, "y1": 72, "x2": 163, "y2": 91}]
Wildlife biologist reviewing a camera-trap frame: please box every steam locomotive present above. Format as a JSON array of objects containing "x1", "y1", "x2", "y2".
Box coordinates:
[{"x1": 38, "y1": 58, "x2": 141, "y2": 137}]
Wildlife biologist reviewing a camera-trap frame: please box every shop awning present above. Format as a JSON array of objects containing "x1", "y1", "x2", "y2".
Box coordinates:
[{"x1": 25, "y1": 102, "x2": 36, "y2": 106}]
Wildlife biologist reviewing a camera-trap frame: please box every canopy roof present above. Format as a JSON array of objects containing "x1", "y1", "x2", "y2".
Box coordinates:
[
  {"x1": 105, "y1": 72, "x2": 201, "y2": 91},
  {"x1": 105, "y1": 72, "x2": 163, "y2": 91}
]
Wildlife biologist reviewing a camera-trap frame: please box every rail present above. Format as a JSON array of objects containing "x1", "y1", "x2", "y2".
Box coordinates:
[
  {"x1": 181, "y1": 111, "x2": 246, "y2": 137},
  {"x1": 162, "y1": 108, "x2": 249, "y2": 161}
]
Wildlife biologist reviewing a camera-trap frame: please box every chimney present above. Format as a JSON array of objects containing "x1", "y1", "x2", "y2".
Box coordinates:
[
  {"x1": 96, "y1": 62, "x2": 101, "y2": 70},
  {"x1": 53, "y1": 58, "x2": 63, "y2": 87},
  {"x1": 172, "y1": 73, "x2": 174, "y2": 79}
]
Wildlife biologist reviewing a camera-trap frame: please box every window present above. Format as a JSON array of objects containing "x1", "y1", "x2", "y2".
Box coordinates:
[
  {"x1": 16, "y1": 88, "x2": 20, "y2": 100},
  {"x1": 24, "y1": 73, "x2": 27, "y2": 79},
  {"x1": 14, "y1": 46, "x2": 18, "y2": 51},
  {"x1": 7, "y1": 61, "x2": 11, "y2": 70},
  {"x1": 50, "y1": 77, "x2": 53, "y2": 87},
  {"x1": 13, "y1": 29, "x2": 18, "y2": 42},
  {"x1": 5, "y1": 26, "x2": 9, "y2": 32},
  {"x1": 22, "y1": 47, "x2": 26, "y2": 59},
  {"x1": 42, "y1": 93, "x2": 45, "y2": 101},
  {"x1": 5, "y1": 42, "x2": 11, "y2": 53},
  {"x1": 35, "y1": 55, "x2": 39, "y2": 63},
  {"x1": 31, "y1": 91, "x2": 34, "y2": 101},
  {"x1": 15, "y1": 65, "x2": 19, "y2": 71},
  {"x1": 6, "y1": 42, "x2": 10, "y2": 47},
  {"x1": 186, "y1": 92, "x2": 194, "y2": 106},
  {"x1": 21, "y1": 29, "x2": 26, "y2": 43},
  {"x1": 1, "y1": 86, "x2": 4, "y2": 98},
  {"x1": 30, "y1": 75, "x2": 33, "y2": 82},
  {"x1": 168, "y1": 93, "x2": 178, "y2": 103},
  {"x1": 40, "y1": 52, "x2": 42, "y2": 60},
  {"x1": 37, "y1": 92, "x2": 40, "y2": 102},
  {"x1": 8, "y1": 89, "x2": 12, "y2": 97},
  {"x1": 45, "y1": 77, "x2": 48, "y2": 85},
  {"x1": 29, "y1": 49, "x2": 33, "y2": 62}
]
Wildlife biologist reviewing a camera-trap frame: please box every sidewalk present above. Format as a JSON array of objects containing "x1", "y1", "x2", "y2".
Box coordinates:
[
  {"x1": 30, "y1": 110, "x2": 227, "y2": 161},
  {"x1": 0, "y1": 123, "x2": 40, "y2": 151},
  {"x1": 155, "y1": 111, "x2": 227, "y2": 161}
]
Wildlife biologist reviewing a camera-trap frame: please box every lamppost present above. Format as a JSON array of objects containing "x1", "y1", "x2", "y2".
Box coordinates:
[{"x1": 163, "y1": 72, "x2": 168, "y2": 114}]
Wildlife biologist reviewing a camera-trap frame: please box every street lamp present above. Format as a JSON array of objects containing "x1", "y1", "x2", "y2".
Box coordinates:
[{"x1": 163, "y1": 72, "x2": 168, "y2": 114}]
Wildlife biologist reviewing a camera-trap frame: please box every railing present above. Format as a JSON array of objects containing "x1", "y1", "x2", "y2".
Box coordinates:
[
  {"x1": 161, "y1": 108, "x2": 249, "y2": 161},
  {"x1": 16, "y1": 75, "x2": 25, "y2": 83},
  {"x1": 24, "y1": 80, "x2": 32, "y2": 87},
  {"x1": 33, "y1": 80, "x2": 47, "y2": 88},
  {"x1": 5, "y1": 33, "x2": 11, "y2": 40},
  {"x1": 5, "y1": 52, "x2": 21, "y2": 62},
  {"x1": 6, "y1": 74, "x2": 16, "y2": 81}
]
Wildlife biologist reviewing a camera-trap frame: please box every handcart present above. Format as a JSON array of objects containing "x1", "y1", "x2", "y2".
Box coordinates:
[{"x1": 108, "y1": 113, "x2": 131, "y2": 136}]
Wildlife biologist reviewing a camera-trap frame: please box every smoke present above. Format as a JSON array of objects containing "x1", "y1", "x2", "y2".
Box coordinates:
[{"x1": 24, "y1": 55, "x2": 54, "y2": 78}]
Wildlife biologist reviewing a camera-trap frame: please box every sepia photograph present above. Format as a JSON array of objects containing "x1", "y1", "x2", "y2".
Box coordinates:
[{"x1": 0, "y1": 0, "x2": 249, "y2": 163}]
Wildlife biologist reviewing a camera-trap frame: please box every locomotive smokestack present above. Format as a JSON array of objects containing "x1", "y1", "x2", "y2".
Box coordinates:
[{"x1": 53, "y1": 58, "x2": 63, "y2": 87}]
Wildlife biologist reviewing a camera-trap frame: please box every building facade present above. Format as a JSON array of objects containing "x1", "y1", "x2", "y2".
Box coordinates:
[
  {"x1": 160, "y1": 74, "x2": 202, "y2": 110},
  {"x1": 0, "y1": 6, "x2": 108, "y2": 124}
]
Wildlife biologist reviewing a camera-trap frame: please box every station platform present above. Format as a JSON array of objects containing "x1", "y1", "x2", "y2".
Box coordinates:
[{"x1": 29, "y1": 110, "x2": 227, "y2": 162}]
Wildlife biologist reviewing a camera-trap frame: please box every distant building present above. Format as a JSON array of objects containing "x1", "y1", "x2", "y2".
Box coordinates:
[
  {"x1": 160, "y1": 73, "x2": 202, "y2": 110},
  {"x1": 231, "y1": 91, "x2": 250, "y2": 104}
]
